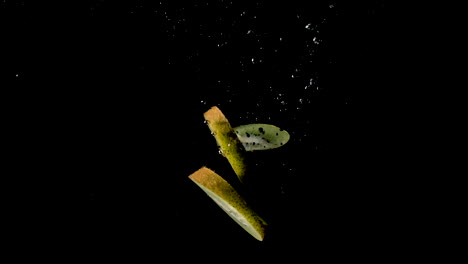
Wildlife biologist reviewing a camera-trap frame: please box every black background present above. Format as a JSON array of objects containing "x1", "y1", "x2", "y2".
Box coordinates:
[{"x1": 3, "y1": 0, "x2": 429, "y2": 261}]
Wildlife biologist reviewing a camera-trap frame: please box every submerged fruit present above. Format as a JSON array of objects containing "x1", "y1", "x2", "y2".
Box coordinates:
[
  {"x1": 234, "y1": 124, "x2": 290, "y2": 151},
  {"x1": 188, "y1": 167, "x2": 267, "y2": 241},
  {"x1": 203, "y1": 106, "x2": 249, "y2": 183}
]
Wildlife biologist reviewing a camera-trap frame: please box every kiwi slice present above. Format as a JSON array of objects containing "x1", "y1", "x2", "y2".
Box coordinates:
[
  {"x1": 203, "y1": 106, "x2": 249, "y2": 183},
  {"x1": 188, "y1": 167, "x2": 267, "y2": 241},
  {"x1": 234, "y1": 123, "x2": 290, "y2": 151}
]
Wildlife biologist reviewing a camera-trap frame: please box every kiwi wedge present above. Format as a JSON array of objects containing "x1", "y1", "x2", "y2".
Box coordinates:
[
  {"x1": 203, "y1": 106, "x2": 249, "y2": 183},
  {"x1": 188, "y1": 167, "x2": 267, "y2": 241}
]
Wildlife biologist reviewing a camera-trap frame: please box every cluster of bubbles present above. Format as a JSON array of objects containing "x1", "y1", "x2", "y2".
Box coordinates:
[{"x1": 148, "y1": 2, "x2": 335, "y2": 149}]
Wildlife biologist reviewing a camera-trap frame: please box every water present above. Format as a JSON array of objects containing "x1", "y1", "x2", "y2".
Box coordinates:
[{"x1": 7, "y1": 1, "x2": 393, "y2": 260}]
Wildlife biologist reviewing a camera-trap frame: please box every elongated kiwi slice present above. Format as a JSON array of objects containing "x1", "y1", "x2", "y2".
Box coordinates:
[
  {"x1": 203, "y1": 106, "x2": 249, "y2": 183},
  {"x1": 189, "y1": 167, "x2": 267, "y2": 241},
  {"x1": 234, "y1": 124, "x2": 290, "y2": 151}
]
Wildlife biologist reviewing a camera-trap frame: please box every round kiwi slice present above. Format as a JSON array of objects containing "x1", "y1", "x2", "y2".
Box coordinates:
[
  {"x1": 188, "y1": 167, "x2": 268, "y2": 241},
  {"x1": 234, "y1": 123, "x2": 290, "y2": 151}
]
